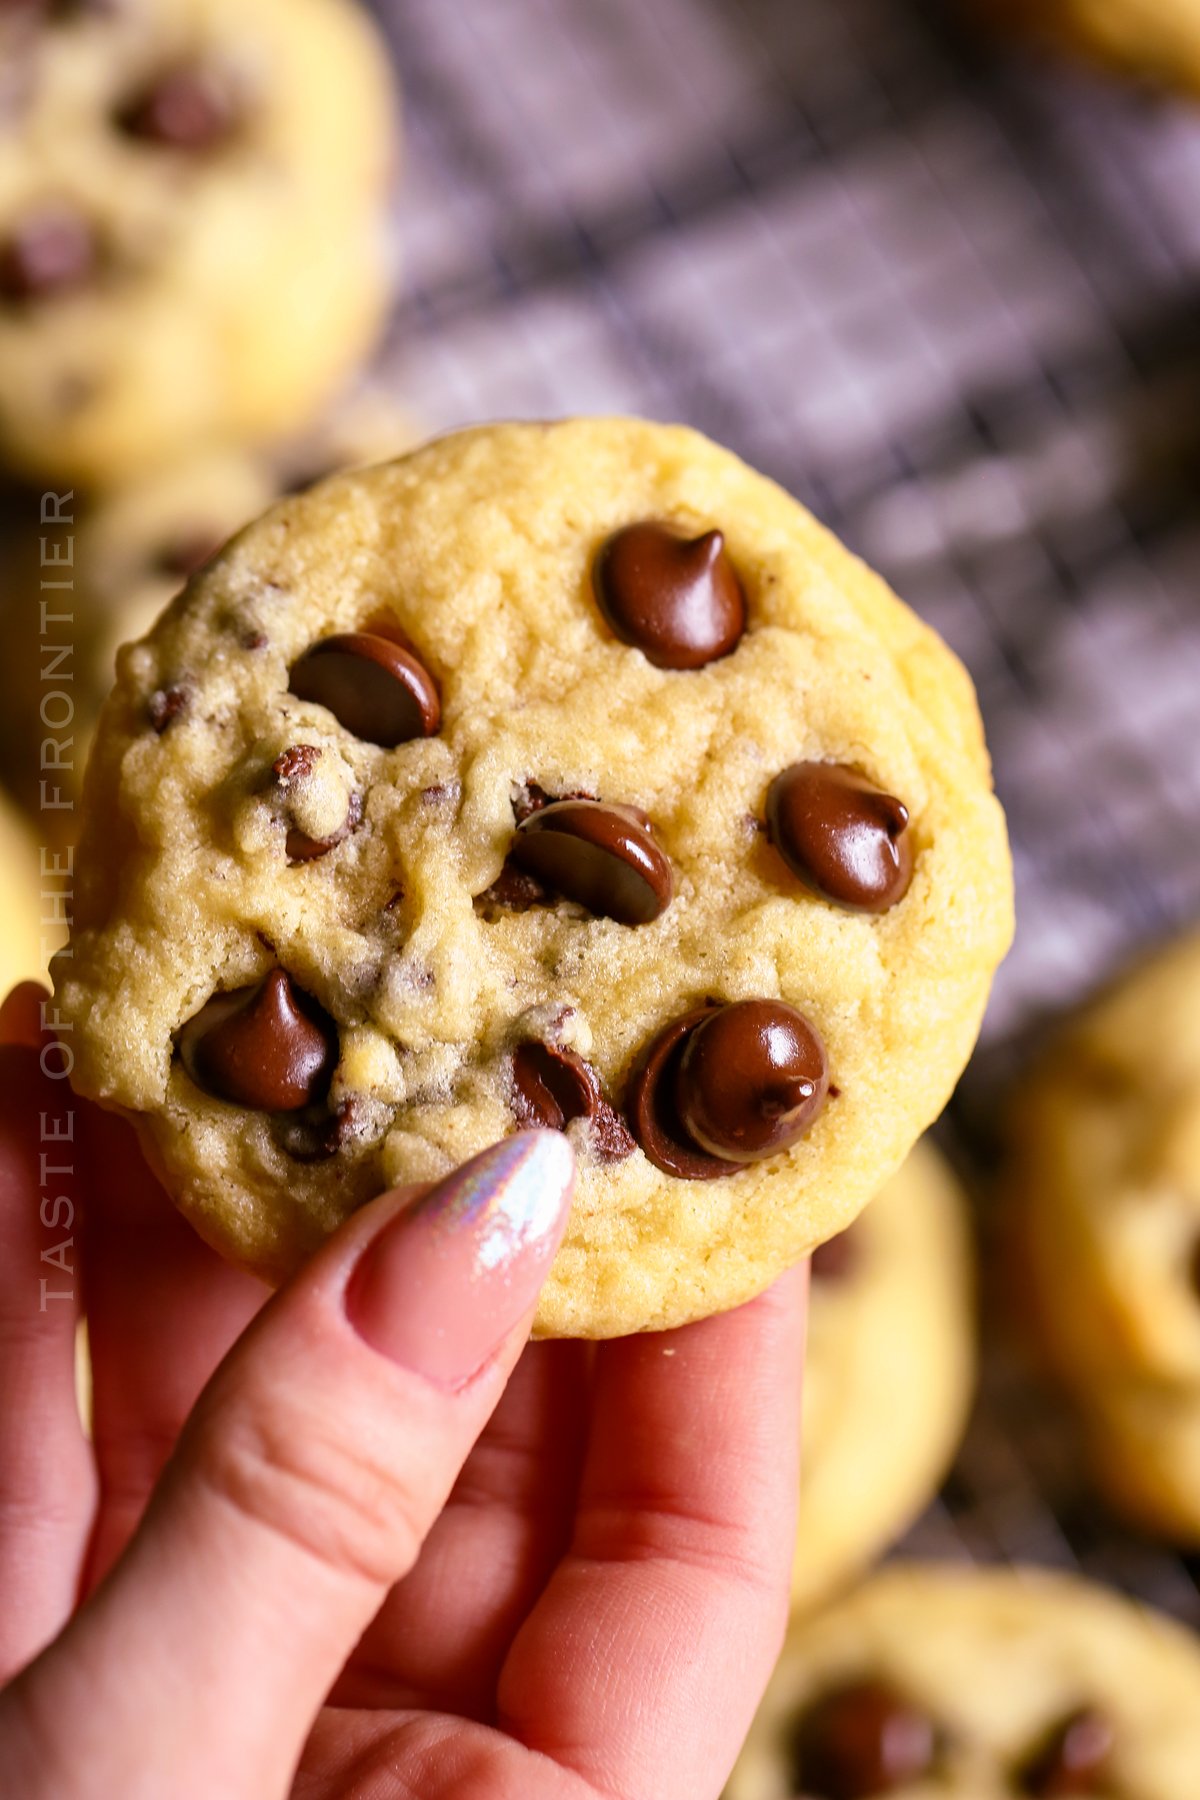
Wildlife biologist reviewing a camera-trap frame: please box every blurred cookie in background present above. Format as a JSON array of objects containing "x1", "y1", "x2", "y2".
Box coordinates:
[
  {"x1": 794, "y1": 1141, "x2": 976, "y2": 1612},
  {"x1": 1010, "y1": 929, "x2": 1200, "y2": 1543},
  {"x1": 0, "y1": 0, "x2": 398, "y2": 487},
  {"x1": 80, "y1": 384, "x2": 421, "y2": 710},
  {"x1": 0, "y1": 387, "x2": 419, "y2": 823},
  {"x1": 727, "y1": 1562, "x2": 1200, "y2": 1798},
  {"x1": 0, "y1": 785, "x2": 45, "y2": 990},
  {"x1": 966, "y1": 0, "x2": 1200, "y2": 94}
]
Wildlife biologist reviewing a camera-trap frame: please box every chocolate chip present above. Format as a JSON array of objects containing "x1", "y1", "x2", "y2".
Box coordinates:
[
  {"x1": 1019, "y1": 1708, "x2": 1115, "y2": 1797},
  {"x1": 590, "y1": 1098, "x2": 637, "y2": 1163},
  {"x1": 116, "y1": 65, "x2": 237, "y2": 150},
  {"x1": 510, "y1": 799, "x2": 672, "y2": 925},
  {"x1": 676, "y1": 998, "x2": 828, "y2": 1162},
  {"x1": 811, "y1": 1224, "x2": 860, "y2": 1281},
  {"x1": 286, "y1": 791, "x2": 362, "y2": 864},
  {"x1": 153, "y1": 531, "x2": 225, "y2": 582},
  {"x1": 148, "y1": 686, "x2": 187, "y2": 733},
  {"x1": 275, "y1": 1095, "x2": 361, "y2": 1163},
  {"x1": 513, "y1": 780, "x2": 597, "y2": 825},
  {"x1": 270, "y1": 745, "x2": 362, "y2": 863},
  {"x1": 627, "y1": 1005, "x2": 740, "y2": 1180},
  {"x1": 593, "y1": 520, "x2": 746, "y2": 669},
  {"x1": 478, "y1": 864, "x2": 547, "y2": 913},
  {"x1": 766, "y1": 762, "x2": 913, "y2": 913},
  {"x1": 289, "y1": 631, "x2": 440, "y2": 749},
  {"x1": 273, "y1": 744, "x2": 320, "y2": 787},
  {"x1": 510, "y1": 1040, "x2": 635, "y2": 1160},
  {"x1": 791, "y1": 1679, "x2": 937, "y2": 1798},
  {"x1": 511, "y1": 1041, "x2": 600, "y2": 1131},
  {"x1": 242, "y1": 630, "x2": 268, "y2": 651},
  {"x1": 0, "y1": 208, "x2": 97, "y2": 304},
  {"x1": 176, "y1": 969, "x2": 337, "y2": 1112}
]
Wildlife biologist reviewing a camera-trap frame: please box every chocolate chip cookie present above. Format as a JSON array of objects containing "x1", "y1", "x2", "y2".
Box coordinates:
[
  {"x1": 795, "y1": 1141, "x2": 975, "y2": 1610},
  {"x1": 0, "y1": 387, "x2": 418, "y2": 827},
  {"x1": 728, "y1": 1563, "x2": 1200, "y2": 1799},
  {"x1": 0, "y1": 786, "x2": 45, "y2": 991},
  {"x1": 0, "y1": 0, "x2": 396, "y2": 485},
  {"x1": 53, "y1": 419, "x2": 1013, "y2": 1337},
  {"x1": 967, "y1": 0, "x2": 1200, "y2": 92},
  {"x1": 1011, "y1": 930, "x2": 1200, "y2": 1542}
]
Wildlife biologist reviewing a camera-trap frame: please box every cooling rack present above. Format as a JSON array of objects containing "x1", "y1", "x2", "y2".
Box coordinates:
[{"x1": 370, "y1": 0, "x2": 1200, "y2": 1625}]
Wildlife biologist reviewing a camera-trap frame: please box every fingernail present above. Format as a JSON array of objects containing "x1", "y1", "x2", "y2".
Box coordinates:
[{"x1": 345, "y1": 1131, "x2": 575, "y2": 1387}]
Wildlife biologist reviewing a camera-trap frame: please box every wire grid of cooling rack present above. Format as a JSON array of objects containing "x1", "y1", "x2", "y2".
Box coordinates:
[{"x1": 367, "y1": 0, "x2": 1200, "y2": 1625}]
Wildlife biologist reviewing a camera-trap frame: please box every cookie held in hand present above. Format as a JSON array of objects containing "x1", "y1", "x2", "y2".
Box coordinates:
[{"x1": 54, "y1": 419, "x2": 1012, "y2": 1336}]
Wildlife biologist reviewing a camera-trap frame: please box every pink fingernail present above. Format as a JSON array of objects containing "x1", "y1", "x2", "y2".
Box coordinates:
[{"x1": 345, "y1": 1131, "x2": 575, "y2": 1387}]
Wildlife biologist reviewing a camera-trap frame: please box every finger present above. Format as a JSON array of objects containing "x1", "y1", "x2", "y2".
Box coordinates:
[
  {"x1": 499, "y1": 1267, "x2": 807, "y2": 1800},
  {"x1": 0, "y1": 981, "x2": 50, "y2": 1049},
  {"x1": 0, "y1": 1133, "x2": 574, "y2": 1800},
  {"x1": 335, "y1": 1336, "x2": 591, "y2": 1714},
  {"x1": 0, "y1": 1042, "x2": 96, "y2": 1682},
  {"x1": 82, "y1": 1106, "x2": 266, "y2": 1590}
]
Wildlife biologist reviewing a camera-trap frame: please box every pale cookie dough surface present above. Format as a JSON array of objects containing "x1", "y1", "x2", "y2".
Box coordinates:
[
  {"x1": 795, "y1": 1141, "x2": 975, "y2": 1611},
  {"x1": 728, "y1": 1563, "x2": 1200, "y2": 1799},
  {"x1": 55, "y1": 419, "x2": 1012, "y2": 1338},
  {"x1": 0, "y1": 0, "x2": 396, "y2": 486},
  {"x1": 970, "y1": 0, "x2": 1200, "y2": 91},
  {"x1": 1011, "y1": 930, "x2": 1200, "y2": 1541}
]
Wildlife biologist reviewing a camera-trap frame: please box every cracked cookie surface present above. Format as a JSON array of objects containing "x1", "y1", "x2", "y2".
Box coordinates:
[{"x1": 55, "y1": 418, "x2": 1012, "y2": 1337}]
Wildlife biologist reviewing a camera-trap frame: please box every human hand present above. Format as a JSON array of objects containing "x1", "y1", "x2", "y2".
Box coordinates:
[{"x1": 0, "y1": 982, "x2": 806, "y2": 1800}]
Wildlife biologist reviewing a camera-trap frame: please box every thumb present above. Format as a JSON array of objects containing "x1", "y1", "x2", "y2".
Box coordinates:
[{"x1": 2, "y1": 1130, "x2": 574, "y2": 1800}]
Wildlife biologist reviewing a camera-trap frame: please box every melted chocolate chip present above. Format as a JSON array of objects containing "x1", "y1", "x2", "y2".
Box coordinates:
[
  {"x1": 511, "y1": 1041, "x2": 601, "y2": 1131},
  {"x1": 478, "y1": 864, "x2": 547, "y2": 913},
  {"x1": 148, "y1": 686, "x2": 187, "y2": 733},
  {"x1": 287, "y1": 788, "x2": 362, "y2": 864},
  {"x1": 510, "y1": 1041, "x2": 635, "y2": 1161},
  {"x1": 627, "y1": 1005, "x2": 739, "y2": 1180},
  {"x1": 1019, "y1": 1708, "x2": 1115, "y2": 1797},
  {"x1": 289, "y1": 631, "x2": 440, "y2": 748},
  {"x1": 116, "y1": 65, "x2": 237, "y2": 150},
  {"x1": 0, "y1": 208, "x2": 97, "y2": 304},
  {"x1": 766, "y1": 762, "x2": 913, "y2": 913},
  {"x1": 153, "y1": 530, "x2": 225, "y2": 582},
  {"x1": 176, "y1": 969, "x2": 337, "y2": 1112},
  {"x1": 511, "y1": 799, "x2": 672, "y2": 925},
  {"x1": 811, "y1": 1224, "x2": 860, "y2": 1282},
  {"x1": 513, "y1": 780, "x2": 597, "y2": 825},
  {"x1": 593, "y1": 520, "x2": 746, "y2": 669},
  {"x1": 676, "y1": 998, "x2": 828, "y2": 1163},
  {"x1": 791, "y1": 1679, "x2": 937, "y2": 1798},
  {"x1": 275, "y1": 1095, "x2": 361, "y2": 1163}
]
